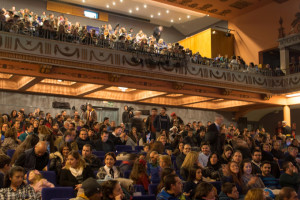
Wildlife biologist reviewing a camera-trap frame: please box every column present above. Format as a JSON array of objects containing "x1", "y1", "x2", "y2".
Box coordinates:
[
  {"x1": 280, "y1": 47, "x2": 289, "y2": 74},
  {"x1": 283, "y1": 105, "x2": 291, "y2": 126}
]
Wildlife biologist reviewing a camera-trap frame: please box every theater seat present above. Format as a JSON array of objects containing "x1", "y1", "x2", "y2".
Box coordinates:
[
  {"x1": 132, "y1": 195, "x2": 156, "y2": 200},
  {"x1": 148, "y1": 184, "x2": 158, "y2": 195},
  {"x1": 124, "y1": 170, "x2": 131, "y2": 179},
  {"x1": 116, "y1": 145, "x2": 133, "y2": 152},
  {"x1": 41, "y1": 187, "x2": 75, "y2": 200},
  {"x1": 93, "y1": 151, "x2": 105, "y2": 157},
  {"x1": 135, "y1": 146, "x2": 144, "y2": 152},
  {"x1": 115, "y1": 160, "x2": 123, "y2": 166},
  {"x1": 40, "y1": 171, "x2": 57, "y2": 186},
  {"x1": 134, "y1": 184, "x2": 146, "y2": 195},
  {"x1": 211, "y1": 181, "x2": 222, "y2": 194},
  {"x1": 6, "y1": 149, "x2": 15, "y2": 158}
]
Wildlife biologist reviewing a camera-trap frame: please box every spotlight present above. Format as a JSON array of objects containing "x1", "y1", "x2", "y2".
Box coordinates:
[
  {"x1": 129, "y1": 9, "x2": 132, "y2": 13},
  {"x1": 166, "y1": 10, "x2": 169, "y2": 14},
  {"x1": 144, "y1": 4, "x2": 147, "y2": 8},
  {"x1": 158, "y1": 12, "x2": 161, "y2": 16}
]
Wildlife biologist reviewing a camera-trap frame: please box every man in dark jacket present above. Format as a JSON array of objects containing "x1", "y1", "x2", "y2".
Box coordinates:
[
  {"x1": 145, "y1": 108, "x2": 157, "y2": 139},
  {"x1": 219, "y1": 182, "x2": 239, "y2": 200},
  {"x1": 15, "y1": 141, "x2": 49, "y2": 172},
  {"x1": 94, "y1": 131, "x2": 115, "y2": 153},
  {"x1": 82, "y1": 144, "x2": 102, "y2": 171},
  {"x1": 84, "y1": 104, "x2": 97, "y2": 128},
  {"x1": 130, "y1": 111, "x2": 144, "y2": 134},
  {"x1": 109, "y1": 126, "x2": 125, "y2": 146},
  {"x1": 153, "y1": 107, "x2": 171, "y2": 138},
  {"x1": 205, "y1": 115, "x2": 223, "y2": 152},
  {"x1": 279, "y1": 161, "x2": 300, "y2": 191},
  {"x1": 170, "y1": 112, "x2": 184, "y2": 128},
  {"x1": 176, "y1": 144, "x2": 191, "y2": 169},
  {"x1": 153, "y1": 26, "x2": 163, "y2": 43}
]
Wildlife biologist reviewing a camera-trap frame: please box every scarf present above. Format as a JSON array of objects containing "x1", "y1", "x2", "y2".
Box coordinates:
[{"x1": 69, "y1": 167, "x2": 83, "y2": 177}]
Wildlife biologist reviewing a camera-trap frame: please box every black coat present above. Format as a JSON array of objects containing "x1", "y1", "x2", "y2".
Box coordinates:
[
  {"x1": 59, "y1": 166, "x2": 95, "y2": 187},
  {"x1": 205, "y1": 123, "x2": 220, "y2": 152},
  {"x1": 109, "y1": 133, "x2": 125, "y2": 146},
  {"x1": 15, "y1": 148, "x2": 49, "y2": 172},
  {"x1": 94, "y1": 139, "x2": 115, "y2": 153}
]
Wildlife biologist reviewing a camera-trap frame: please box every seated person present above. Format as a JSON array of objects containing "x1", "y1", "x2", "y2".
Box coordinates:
[
  {"x1": 146, "y1": 151, "x2": 160, "y2": 182},
  {"x1": 181, "y1": 151, "x2": 201, "y2": 181},
  {"x1": 18, "y1": 123, "x2": 34, "y2": 142},
  {"x1": 157, "y1": 168, "x2": 176, "y2": 194},
  {"x1": 271, "y1": 141, "x2": 284, "y2": 160},
  {"x1": 183, "y1": 129, "x2": 197, "y2": 147},
  {"x1": 277, "y1": 187, "x2": 298, "y2": 200},
  {"x1": 241, "y1": 159, "x2": 264, "y2": 193},
  {"x1": 119, "y1": 153, "x2": 138, "y2": 177},
  {"x1": 0, "y1": 166, "x2": 38, "y2": 199},
  {"x1": 157, "y1": 174, "x2": 183, "y2": 200},
  {"x1": 219, "y1": 182, "x2": 239, "y2": 200},
  {"x1": 101, "y1": 180, "x2": 124, "y2": 200},
  {"x1": 14, "y1": 141, "x2": 49, "y2": 172},
  {"x1": 76, "y1": 128, "x2": 92, "y2": 151},
  {"x1": 176, "y1": 144, "x2": 191, "y2": 169},
  {"x1": 70, "y1": 178, "x2": 102, "y2": 200},
  {"x1": 27, "y1": 170, "x2": 54, "y2": 197},
  {"x1": 284, "y1": 145, "x2": 300, "y2": 171},
  {"x1": 81, "y1": 144, "x2": 102, "y2": 171},
  {"x1": 251, "y1": 150, "x2": 262, "y2": 175},
  {"x1": 193, "y1": 182, "x2": 216, "y2": 200},
  {"x1": 109, "y1": 126, "x2": 125, "y2": 146},
  {"x1": 184, "y1": 166, "x2": 202, "y2": 199},
  {"x1": 260, "y1": 161, "x2": 280, "y2": 189},
  {"x1": 279, "y1": 161, "x2": 300, "y2": 191},
  {"x1": 0, "y1": 154, "x2": 11, "y2": 188},
  {"x1": 94, "y1": 131, "x2": 115, "y2": 153},
  {"x1": 55, "y1": 130, "x2": 78, "y2": 151},
  {"x1": 203, "y1": 153, "x2": 222, "y2": 181},
  {"x1": 97, "y1": 152, "x2": 120, "y2": 179},
  {"x1": 49, "y1": 143, "x2": 71, "y2": 178},
  {"x1": 59, "y1": 151, "x2": 94, "y2": 189},
  {"x1": 130, "y1": 159, "x2": 149, "y2": 191},
  {"x1": 198, "y1": 142, "x2": 211, "y2": 167}
]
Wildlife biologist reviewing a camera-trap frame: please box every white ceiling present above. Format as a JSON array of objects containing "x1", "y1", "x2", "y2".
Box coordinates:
[{"x1": 59, "y1": 0, "x2": 223, "y2": 35}]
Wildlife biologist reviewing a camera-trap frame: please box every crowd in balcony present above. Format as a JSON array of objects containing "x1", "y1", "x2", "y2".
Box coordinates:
[
  {"x1": 0, "y1": 103, "x2": 299, "y2": 200},
  {"x1": 0, "y1": 6, "x2": 294, "y2": 77}
]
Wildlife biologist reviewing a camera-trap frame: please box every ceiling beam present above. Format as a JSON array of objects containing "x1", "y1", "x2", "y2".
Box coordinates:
[
  {"x1": 178, "y1": 96, "x2": 214, "y2": 106},
  {"x1": 26, "y1": 83, "x2": 77, "y2": 96},
  {"x1": 17, "y1": 77, "x2": 44, "y2": 91},
  {"x1": 134, "y1": 91, "x2": 167, "y2": 101},
  {"x1": 76, "y1": 84, "x2": 105, "y2": 97}
]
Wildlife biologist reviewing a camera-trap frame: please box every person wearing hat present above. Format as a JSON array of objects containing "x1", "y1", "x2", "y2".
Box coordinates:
[
  {"x1": 170, "y1": 112, "x2": 184, "y2": 129},
  {"x1": 71, "y1": 178, "x2": 102, "y2": 200}
]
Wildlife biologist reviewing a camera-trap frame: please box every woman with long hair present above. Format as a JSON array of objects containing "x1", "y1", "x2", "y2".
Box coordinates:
[
  {"x1": 49, "y1": 142, "x2": 71, "y2": 177},
  {"x1": 130, "y1": 159, "x2": 149, "y2": 191},
  {"x1": 203, "y1": 153, "x2": 222, "y2": 181},
  {"x1": 159, "y1": 155, "x2": 172, "y2": 170},
  {"x1": 101, "y1": 180, "x2": 124, "y2": 200},
  {"x1": 241, "y1": 159, "x2": 264, "y2": 193},
  {"x1": 128, "y1": 127, "x2": 141, "y2": 145},
  {"x1": 193, "y1": 182, "x2": 216, "y2": 200},
  {"x1": 184, "y1": 166, "x2": 202, "y2": 199},
  {"x1": 180, "y1": 151, "x2": 201, "y2": 181},
  {"x1": 0, "y1": 166, "x2": 38, "y2": 199},
  {"x1": 222, "y1": 161, "x2": 243, "y2": 194},
  {"x1": 1, "y1": 128, "x2": 18, "y2": 153},
  {"x1": 11, "y1": 134, "x2": 39, "y2": 165},
  {"x1": 59, "y1": 151, "x2": 94, "y2": 189},
  {"x1": 9, "y1": 110, "x2": 17, "y2": 124},
  {"x1": 244, "y1": 188, "x2": 265, "y2": 200},
  {"x1": 219, "y1": 145, "x2": 233, "y2": 164}
]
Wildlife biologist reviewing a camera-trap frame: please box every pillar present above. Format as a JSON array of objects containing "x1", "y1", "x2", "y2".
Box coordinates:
[
  {"x1": 280, "y1": 47, "x2": 289, "y2": 74},
  {"x1": 283, "y1": 105, "x2": 291, "y2": 126}
]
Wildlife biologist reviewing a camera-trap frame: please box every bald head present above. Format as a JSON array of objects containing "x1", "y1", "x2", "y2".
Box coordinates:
[{"x1": 34, "y1": 141, "x2": 47, "y2": 157}]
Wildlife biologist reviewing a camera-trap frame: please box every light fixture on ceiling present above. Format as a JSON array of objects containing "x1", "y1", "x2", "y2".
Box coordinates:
[
  {"x1": 206, "y1": 14, "x2": 210, "y2": 16},
  {"x1": 212, "y1": 30, "x2": 216, "y2": 34},
  {"x1": 129, "y1": 9, "x2": 132, "y2": 13},
  {"x1": 166, "y1": 10, "x2": 169, "y2": 14},
  {"x1": 118, "y1": 87, "x2": 128, "y2": 92},
  {"x1": 144, "y1": 4, "x2": 147, "y2": 8},
  {"x1": 150, "y1": 14, "x2": 154, "y2": 18},
  {"x1": 187, "y1": 15, "x2": 190, "y2": 18},
  {"x1": 158, "y1": 12, "x2": 161, "y2": 16},
  {"x1": 286, "y1": 93, "x2": 300, "y2": 97},
  {"x1": 179, "y1": 17, "x2": 181, "y2": 20},
  {"x1": 106, "y1": 4, "x2": 110, "y2": 8},
  {"x1": 136, "y1": 7, "x2": 139, "y2": 11},
  {"x1": 171, "y1": 19, "x2": 174, "y2": 23},
  {"x1": 120, "y1": 0, "x2": 123, "y2": 2},
  {"x1": 82, "y1": 0, "x2": 85, "y2": 2},
  {"x1": 58, "y1": 80, "x2": 62, "y2": 82},
  {"x1": 112, "y1": 2, "x2": 116, "y2": 6}
]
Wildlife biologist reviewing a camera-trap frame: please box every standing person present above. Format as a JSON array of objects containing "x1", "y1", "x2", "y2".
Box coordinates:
[
  {"x1": 84, "y1": 104, "x2": 97, "y2": 128},
  {"x1": 130, "y1": 111, "x2": 144, "y2": 135},
  {"x1": 145, "y1": 108, "x2": 158, "y2": 140},
  {"x1": 153, "y1": 26, "x2": 163, "y2": 43},
  {"x1": 153, "y1": 107, "x2": 171, "y2": 139},
  {"x1": 205, "y1": 115, "x2": 223, "y2": 152},
  {"x1": 122, "y1": 105, "x2": 130, "y2": 130},
  {"x1": 170, "y1": 112, "x2": 184, "y2": 129}
]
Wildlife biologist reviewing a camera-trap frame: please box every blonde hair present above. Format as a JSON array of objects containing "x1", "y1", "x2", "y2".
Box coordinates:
[
  {"x1": 64, "y1": 151, "x2": 86, "y2": 170},
  {"x1": 159, "y1": 155, "x2": 172, "y2": 168},
  {"x1": 181, "y1": 151, "x2": 199, "y2": 169},
  {"x1": 244, "y1": 188, "x2": 264, "y2": 200}
]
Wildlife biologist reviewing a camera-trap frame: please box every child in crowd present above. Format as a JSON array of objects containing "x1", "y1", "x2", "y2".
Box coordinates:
[
  {"x1": 27, "y1": 170, "x2": 54, "y2": 193},
  {"x1": 130, "y1": 159, "x2": 149, "y2": 191}
]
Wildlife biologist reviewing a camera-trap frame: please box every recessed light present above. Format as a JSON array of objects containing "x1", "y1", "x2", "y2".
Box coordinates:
[
  {"x1": 120, "y1": 0, "x2": 123, "y2": 2},
  {"x1": 106, "y1": 5, "x2": 109, "y2": 8},
  {"x1": 58, "y1": 80, "x2": 62, "y2": 82},
  {"x1": 144, "y1": 4, "x2": 147, "y2": 8},
  {"x1": 166, "y1": 10, "x2": 169, "y2": 14},
  {"x1": 82, "y1": 0, "x2": 85, "y2": 2},
  {"x1": 206, "y1": 14, "x2": 210, "y2": 16},
  {"x1": 150, "y1": 14, "x2": 154, "y2": 18},
  {"x1": 187, "y1": 15, "x2": 190, "y2": 18},
  {"x1": 129, "y1": 9, "x2": 132, "y2": 13},
  {"x1": 158, "y1": 12, "x2": 161, "y2": 16},
  {"x1": 179, "y1": 17, "x2": 181, "y2": 20},
  {"x1": 112, "y1": 2, "x2": 116, "y2": 5},
  {"x1": 171, "y1": 19, "x2": 174, "y2": 22},
  {"x1": 136, "y1": 7, "x2": 139, "y2": 11}
]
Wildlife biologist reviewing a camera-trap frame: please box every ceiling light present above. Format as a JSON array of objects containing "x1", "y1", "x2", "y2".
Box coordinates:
[
  {"x1": 120, "y1": 0, "x2": 123, "y2": 2},
  {"x1": 106, "y1": 5, "x2": 110, "y2": 8},
  {"x1": 286, "y1": 93, "x2": 300, "y2": 97},
  {"x1": 82, "y1": 0, "x2": 85, "y2": 2},
  {"x1": 112, "y1": 2, "x2": 116, "y2": 5},
  {"x1": 166, "y1": 10, "x2": 169, "y2": 14},
  {"x1": 179, "y1": 17, "x2": 181, "y2": 20},
  {"x1": 187, "y1": 15, "x2": 190, "y2": 18},
  {"x1": 136, "y1": 7, "x2": 139, "y2": 11},
  {"x1": 150, "y1": 14, "x2": 154, "y2": 18},
  {"x1": 144, "y1": 4, "x2": 147, "y2": 8},
  {"x1": 58, "y1": 80, "x2": 62, "y2": 82},
  {"x1": 212, "y1": 30, "x2": 216, "y2": 34},
  {"x1": 171, "y1": 19, "x2": 174, "y2": 23},
  {"x1": 158, "y1": 12, "x2": 161, "y2": 16},
  {"x1": 129, "y1": 9, "x2": 132, "y2": 13},
  {"x1": 206, "y1": 14, "x2": 210, "y2": 16},
  {"x1": 118, "y1": 87, "x2": 128, "y2": 92}
]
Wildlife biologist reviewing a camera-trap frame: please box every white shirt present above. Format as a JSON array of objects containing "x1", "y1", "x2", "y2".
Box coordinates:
[
  {"x1": 198, "y1": 152, "x2": 210, "y2": 167},
  {"x1": 103, "y1": 165, "x2": 120, "y2": 179}
]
